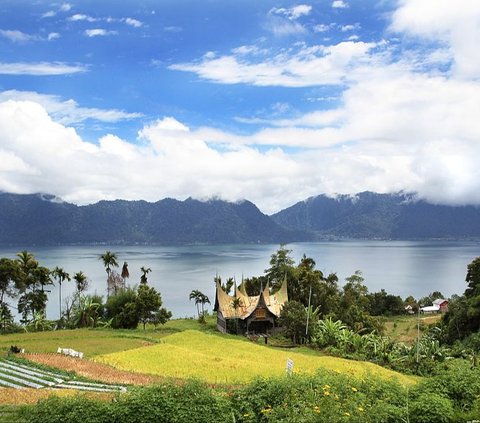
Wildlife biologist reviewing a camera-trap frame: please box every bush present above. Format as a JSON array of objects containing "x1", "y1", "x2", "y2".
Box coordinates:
[
  {"x1": 409, "y1": 393, "x2": 454, "y2": 423},
  {"x1": 22, "y1": 396, "x2": 113, "y2": 423},
  {"x1": 105, "y1": 288, "x2": 139, "y2": 329}
]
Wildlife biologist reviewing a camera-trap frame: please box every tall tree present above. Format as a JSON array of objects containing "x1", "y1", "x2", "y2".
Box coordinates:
[
  {"x1": 16, "y1": 252, "x2": 51, "y2": 322},
  {"x1": 189, "y1": 289, "x2": 202, "y2": 318},
  {"x1": 136, "y1": 284, "x2": 162, "y2": 330},
  {"x1": 0, "y1": 258, "x2": 22, "y2": 306},
  {"x1": 51, "y1": 266, "x2": 70, "y2": 320},
  {"x1": 100, "y1": 251, "x2": 118, "y2": 297},
  {"x1": 121, "y1": 261, "x2": 129, "y2": 289},
  {"x1": 265, "y1": 245, "x2": 295, "y2": 289},
  {"x1": 73, "y1": 271, "x2": 89, "y2": 299}
]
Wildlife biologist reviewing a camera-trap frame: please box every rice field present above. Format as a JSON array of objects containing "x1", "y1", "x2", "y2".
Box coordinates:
[
  {"x1": 0, "y1": 328, "x2": 156, "y2": 357},
  {"x1": 24, "y1": 353, "x2": 161, "y2": 385},
  {"x1": 96, "y1": 330, "x2": 417, "y2": 386}
]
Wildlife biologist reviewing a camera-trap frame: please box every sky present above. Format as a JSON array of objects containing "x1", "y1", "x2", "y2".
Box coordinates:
[{"x1": 0, "y1": 0, "x2": 479, "y2": 214}]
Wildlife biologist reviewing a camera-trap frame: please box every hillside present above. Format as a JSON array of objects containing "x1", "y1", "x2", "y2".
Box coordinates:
[
  {"x1": 271, "y1": 191, "x2": 480, "y2": 239},
  {"x1": 0, "y1": 192, "x2": 311, "y2": 246}
]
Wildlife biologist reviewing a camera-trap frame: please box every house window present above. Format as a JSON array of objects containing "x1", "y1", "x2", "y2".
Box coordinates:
[{"x1": 255, "y1": 308, "x2": 266, "y2": 319}]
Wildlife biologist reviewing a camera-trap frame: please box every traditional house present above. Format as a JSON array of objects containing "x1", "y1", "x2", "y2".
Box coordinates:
[{"x1": 214, "y1": 279, "x2": 288, "y2": 335}]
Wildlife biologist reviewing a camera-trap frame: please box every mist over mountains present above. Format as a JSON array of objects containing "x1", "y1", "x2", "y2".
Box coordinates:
[{"x1": 1, "y1": 191, "x2": 480, "y2": 246}]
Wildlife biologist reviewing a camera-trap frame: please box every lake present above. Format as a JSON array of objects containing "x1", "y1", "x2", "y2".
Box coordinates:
[{"x1": 1, "y1": 240, "x2": 478, "y2": 319}]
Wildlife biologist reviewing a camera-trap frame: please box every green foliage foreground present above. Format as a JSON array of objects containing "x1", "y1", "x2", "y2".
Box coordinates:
[{"x1": 15, "y1": 363, "x2": 480, "y2": 423}]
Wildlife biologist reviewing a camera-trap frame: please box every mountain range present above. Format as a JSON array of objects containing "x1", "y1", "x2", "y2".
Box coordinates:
[
  {"x1": 271, "y1": 191, "x2": 480, "y2": 240},
  {"x1": 1, "y1": 191, "x2": 480, "y2": 245}
]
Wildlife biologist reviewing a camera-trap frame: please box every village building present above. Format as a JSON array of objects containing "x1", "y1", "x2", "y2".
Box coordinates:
[
  {"x1": 214, "y1": 279, "x2": 288, "y2": 335},
  {"x1": 420, "y1": 298, "x2": 449, "y2": 314}
]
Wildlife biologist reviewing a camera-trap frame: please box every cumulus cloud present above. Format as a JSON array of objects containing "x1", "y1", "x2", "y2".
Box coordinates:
[
  {"x1": 390, "y1": 0, "x2": 480, "y2": 79},
  {"x1": 124, "y1": 17, "x2": 143, "y2": 28},
  {"x1": 0, "y1": 91, "x2": 142, "y2": 125},
  {"x1": 0, "y1": 62, "x2": 87, "y2": 75},
  {"x1": 332, "y1": 1, "x2": 348, "y2": 9},
  {"x1": 269, "y1": 5, "x2": 312, "y2": 20},
  {"x1": 0, "y1": 101, "x2": 303, "y2": 213},
  {"x1": 68, "y1": 14, "x2": 98, "y2": 22}
]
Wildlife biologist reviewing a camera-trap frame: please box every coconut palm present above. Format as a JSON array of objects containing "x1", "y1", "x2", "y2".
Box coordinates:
[
  {"x1": 99, "y1": 251, "x2": 118, "y2": 297},
  {"x1": 73, "y1": 271, "x2": 88, "y2": 305},
  {"x1": 189, "y1": 289, "x2": 202, "y2": 318},
  {"x1": 51, "y1": 267, "x2": 70, "y2": 320},
  {"x1": 200, "y1": 293, "x2": 211, "y2": 317}
]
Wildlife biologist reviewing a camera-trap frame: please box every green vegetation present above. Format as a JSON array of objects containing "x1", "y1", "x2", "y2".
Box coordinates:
[
  {"x1": 9, "y1": 364, "x2": 480, "y2": 423},
  {"x1": 96, "y1": 329, "x2": 416, "y2": 385}
]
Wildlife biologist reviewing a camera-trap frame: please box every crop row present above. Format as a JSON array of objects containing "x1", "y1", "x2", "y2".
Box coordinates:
[{"x1": 0, "y1": 358, "x2": 126, "y2": 392}]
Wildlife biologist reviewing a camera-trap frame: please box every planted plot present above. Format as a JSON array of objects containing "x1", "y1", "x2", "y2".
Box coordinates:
[
  {"x1": 96, "y1": 330, "x2": 418, "y2": 385},
  {"x1": 0, "y1": 358, "x2": 126, "y2": 392}
]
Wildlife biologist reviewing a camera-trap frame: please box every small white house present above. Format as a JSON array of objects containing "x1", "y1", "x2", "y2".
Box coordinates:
[{"x1": 420, "y1": 299, "x2": 449, "y2": 314}]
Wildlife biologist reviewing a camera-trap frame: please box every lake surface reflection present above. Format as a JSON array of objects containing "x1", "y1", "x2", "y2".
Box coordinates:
[{"x1": 0, "y1": 240, "x2": 478, "y2": 319}]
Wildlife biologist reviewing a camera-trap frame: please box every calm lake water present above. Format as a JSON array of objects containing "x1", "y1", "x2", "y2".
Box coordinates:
[{"x1": 1, "y1": 241, "x2": 479, "y2": 319}]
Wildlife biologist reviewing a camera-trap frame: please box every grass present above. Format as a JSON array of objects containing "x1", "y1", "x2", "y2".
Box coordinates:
[
  {"x1": 384, "y1": 314, "x2": 442, "y2": 344},
  {"x1": 96, "y1": 329, "x2": 418, "y2": 386},
  {"x1": 0, "y1": 316, "x2": 219, "y2": 357}
]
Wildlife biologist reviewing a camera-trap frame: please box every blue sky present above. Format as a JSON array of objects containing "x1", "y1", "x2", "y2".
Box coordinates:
[{"x1": 0, "y1": 0, "x2": 479, "y2": 213}]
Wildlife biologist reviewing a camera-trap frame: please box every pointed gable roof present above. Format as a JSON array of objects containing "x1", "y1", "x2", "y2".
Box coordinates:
[{"x1": 215, "y1": 277, "x2": 288, "y2": 320}]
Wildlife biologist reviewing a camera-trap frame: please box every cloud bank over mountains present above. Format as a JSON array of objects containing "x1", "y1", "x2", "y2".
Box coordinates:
[{"x1": 0, "y1": 0, "x2": 479, "y2": 214}]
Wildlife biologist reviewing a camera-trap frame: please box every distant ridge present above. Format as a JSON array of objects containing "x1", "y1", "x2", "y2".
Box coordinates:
[
  {"x1": 0, "y1": 192, "x2": 311, "y2": 246},
  {"x1": 271, "y1": 191, "x2": 480, "y2": 240}
]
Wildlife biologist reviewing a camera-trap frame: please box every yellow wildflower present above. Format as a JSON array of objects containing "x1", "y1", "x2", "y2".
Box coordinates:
[
  {"x1": 323, "y1": 391, "x2": 331, "y2": 396},
  {"x1": 358, "y1": 407, "x2": 364, "y2": 412},
  {"x1": 351, "y1": 387, "x2": 358, "y2": 392},
  {"x1": 313, "y1": 406, "x2": 321, "y2": 414},
  {"x1": 344, "y1": 412, "x2": 351, "y2": 416}
]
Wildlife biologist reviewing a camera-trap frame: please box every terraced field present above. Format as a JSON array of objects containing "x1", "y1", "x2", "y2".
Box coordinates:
[{"x1": 96, "y1": 330, "x2": 418, "y2": 386}]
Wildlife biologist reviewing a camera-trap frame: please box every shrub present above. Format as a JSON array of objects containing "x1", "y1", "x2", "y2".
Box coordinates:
[{"x1": 409, "y1": 393, "x2": 454, "y2": 423}]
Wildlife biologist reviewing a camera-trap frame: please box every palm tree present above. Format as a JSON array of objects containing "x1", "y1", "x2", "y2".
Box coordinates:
[
  {"x1": 200, "y1": 293, "x2": 211, "y2": 317},
  {"x1": 121, "y1": 261, "x2": 129, "y2": 289},
  {"x1": 189, "y1": 289, "x2": 202, "y2": 318},
  {"x1": 73, "y1": 271, "x2": 88, "y2": 305},
  {"x1": 140, "y1": 266, "x2": 151, "y2": 284},
  {"x1": 100, "y1": 251, "x2": 118, "y2": 297},
  {"x1": 51, "y1": 267, "x2": 70, "y2": 320}
]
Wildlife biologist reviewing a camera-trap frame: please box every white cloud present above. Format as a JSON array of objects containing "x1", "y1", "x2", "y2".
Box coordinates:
[
  {"x1": 332, "y1": 1, "x2": 348, "y2": 9},
  {"x1": 60, "y1": 3, "x2": 72, "y2": 12},
  {"x1": 314, "y1": 23, "x2": 335, "y2": 33},
  {"x1": 48, "y1": 32, "x2": 60, "y2": 41},
  {"x1": 69, "y1": 14, "x2": 97, "y2": 22},
  {"x1": 84, "y1": 29, "x2": 118, "y2": 37},
  {"x1": 164, "y1": 26, "x2": 182, "y2": 33},
  {"x1": 0, "y1": 62, "x2": 87, "y2": 75},
  {"x1": 0, "y1": 30, "x2": 35, "y2": 43},
  {"x1": 269, "y1": 5, "x2": 312, "y2": 20},
  {"x1": 0, "y1": 102, "x2": 303, "y2": 213},
  {"x1": 170, "y1": 41, "x2": 377, "y2": 87},
  {"x1": 340, "y1": 23, "x2": 360, "y2": 32},
  {"x1": 0, "y1": 90, "x2": 142, "y2": 125},
  {"x1": 42, "y1": 11, "x2": 56, "y2": 18},
  {"x1": 124, "y1": 17, "x2": 143, "y2": 28},
  {"x1": 390, "y1": 0, "x2": 480, "y2": 79}
]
